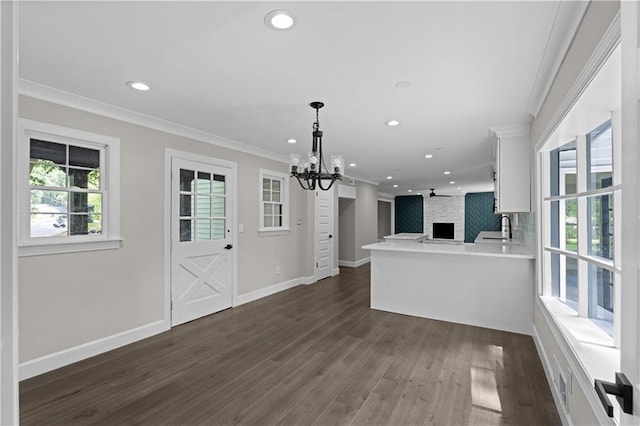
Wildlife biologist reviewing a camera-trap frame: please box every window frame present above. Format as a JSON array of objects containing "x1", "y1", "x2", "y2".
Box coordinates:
[
  {"x1": 17, "y1": 119, "x2": 121, "y2": 256},
  {"x1": 541, "y1": 118, "x2": 620, "y2": 345},
  {"x1": 258, "y1": 168, "x2": 289, "y2": 236},
  {"x1": 178, "y1": 168, "x2": 228, "y2": 243}
]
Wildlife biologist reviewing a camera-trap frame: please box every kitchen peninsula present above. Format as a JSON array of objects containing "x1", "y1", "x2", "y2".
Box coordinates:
[{"x1": 361, "y1": 240, "x2": 534, "y2": 335}]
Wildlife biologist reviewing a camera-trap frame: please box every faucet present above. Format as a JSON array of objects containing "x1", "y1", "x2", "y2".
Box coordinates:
[{"x1": 501, "y1": 214, "x2": 512, "y2": 240}]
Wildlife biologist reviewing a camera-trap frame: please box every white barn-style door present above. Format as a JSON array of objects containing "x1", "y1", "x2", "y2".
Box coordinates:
[{"x1": 171, "y1": 157, "x2": 233, "y2": 326}]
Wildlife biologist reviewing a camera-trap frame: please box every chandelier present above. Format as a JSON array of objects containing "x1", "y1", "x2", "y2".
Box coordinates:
[{"x1": 289, "y1": 101, "x2": 344, "y2": 191}]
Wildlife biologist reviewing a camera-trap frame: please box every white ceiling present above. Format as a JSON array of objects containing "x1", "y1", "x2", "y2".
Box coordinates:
[{"x1": 19, "y1": 1, "x2": 580, "y2": 196}]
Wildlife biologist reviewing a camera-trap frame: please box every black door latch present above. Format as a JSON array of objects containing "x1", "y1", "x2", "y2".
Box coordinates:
[
  {"x1": 224, "y1": 244, "x2": 233, "y2": 250},
  {"x1": 594, "y1": 372, "x2": 633, "y2": 417}
]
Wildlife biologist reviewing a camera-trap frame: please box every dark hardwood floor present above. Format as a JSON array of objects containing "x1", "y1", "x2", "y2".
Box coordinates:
[{"x1": 20, "y1": 264, "x2": 560, "y2": 425}]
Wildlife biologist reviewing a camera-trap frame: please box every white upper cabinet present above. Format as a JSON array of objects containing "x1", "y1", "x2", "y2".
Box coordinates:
[{"x1": 490, "y1": 125, "x2": 531, "y2": 213}]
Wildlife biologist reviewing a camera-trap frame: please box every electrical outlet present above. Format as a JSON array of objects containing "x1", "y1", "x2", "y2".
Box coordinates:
[
  {"x1": 559, "y1": 371, "x2": 567, "y2": 407},
  {"x1": 553, "y1": 355, "x2": 569, "y2": 410}
]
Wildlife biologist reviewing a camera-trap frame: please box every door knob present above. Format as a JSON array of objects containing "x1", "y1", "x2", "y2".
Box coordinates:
[
  {"x1": 594, "y1": 372, "x2": 633, "y2": 416},
  {"x1": 224, "y1": 244, "x2": 233, "y2": 250},
  {"x1": 329, "y1": 234, "x2": 333, "y2": 239}
]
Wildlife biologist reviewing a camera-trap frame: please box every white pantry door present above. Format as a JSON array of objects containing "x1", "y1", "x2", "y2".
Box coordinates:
[
  {"x1": 171, "y1": 157, "x2": 233, "y2": 326},
  {"x1": 315, "y1": 187, "x2": 334, "y2": 281}
]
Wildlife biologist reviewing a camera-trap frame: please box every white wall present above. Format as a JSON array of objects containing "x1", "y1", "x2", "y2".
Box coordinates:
[
  {"x1": 337, "y1": 179, "x2": 379, "y2": 266},
  {"x1": 18, "y1": 95, "x2": 314, "y2": 365},
  {"x1": 424, "y1": 196, "x2": 464, "y2": 241},
  {"x1": 354, "y1": 180, "x2": 378, "y2": 262},
  {"x1": 530, "y1": 2, "x2": 620, "y2": 425},
  {"x1": 339, "y1": 198, "x2": 356, "y2": 262}
]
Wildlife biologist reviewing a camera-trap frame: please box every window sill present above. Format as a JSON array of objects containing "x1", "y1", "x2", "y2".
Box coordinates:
[
  {"x1": 258, "y1": 228, "x2": 291, "y2": 237},
  {"x1": 18, "y1": 238, "x2": 122, "y2": 257},
  {"x1": 538, "y1": 296, "x2": 619, "y2": 386}
]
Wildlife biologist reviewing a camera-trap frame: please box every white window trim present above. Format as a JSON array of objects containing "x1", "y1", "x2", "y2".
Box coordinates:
[
  {"x1": 539, "y1": 115, "x2": 620, "y2": 354},
  {"x1": 540, "y1": 118, "x2": 619, "y2": 341},
  {"x1": 17, "y1": 119, "x2": 121, "y2": 256},
  {"x1": 258, "y1": 168, "x2": 290, "y2": 236}
]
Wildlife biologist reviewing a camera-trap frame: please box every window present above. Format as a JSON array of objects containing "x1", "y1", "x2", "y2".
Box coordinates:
[
  {"x1": 259, "y1": 169, "x2": 289, "y2": 235},
  {"x1": 543, "y1": 120, "x2": 618, "y2": 339},
  {"x1": 18, "y1": 119, "x2": 121, "y2": 255},
  {"x1": 179, "y1": 169, "x2": 226, "y2": 242}
]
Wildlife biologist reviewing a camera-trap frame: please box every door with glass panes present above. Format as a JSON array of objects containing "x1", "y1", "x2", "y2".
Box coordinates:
[{"x1": 171, "y1": 157, "x2": 233, "y2": 326}]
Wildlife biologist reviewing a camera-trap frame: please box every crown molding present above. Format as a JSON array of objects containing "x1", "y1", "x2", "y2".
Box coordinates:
[
  {"x1": 18, "y1": 79, "x2": 289, "y2": 164},
  {"x1": 377, "y1": 192, "x2": 394, "y2": 201},
  {"x1": 526, "y1": 1, "x2": 590, "y2": 118},
  {"x1": 489, "y1": 123, "x2": 531, "y2": 139},
  {"x1": 343, "y1": 174, "x2": 379, "y2": 186},
  {"x1": 535, "y1": 10, "x2": 621, "y2": 151}
]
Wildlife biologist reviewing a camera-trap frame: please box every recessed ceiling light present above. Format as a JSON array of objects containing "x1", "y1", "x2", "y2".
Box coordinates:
[
  {"x1": 264, "y1": 10, "x2": 297, "y2": 31},
  {"x1": 443, "y1": 171, "x2": 451, "y2": 175},
  {"x1": 408, "y1": 189, "x2": 412, "y2": 193},
  {"x1": 393, "y1": 184, "x2": 398, "y2": 188},
  {"x1": 386, "y1": 120, "x2": 401, "y2": 127},
  {"x1": 417, "y1": 192, "x2": 421, "y2": 195},
  {"x1": 457, "y1": 187, "x2": 462, "y2": 190},
  {"x1": 450, "y1": 181, "x2": 455, "y2": 184},
  {"x1": 424, "y1": 154, "x2": 433, "y2": 159},
  {"x1": 387, "y1": 176, "x2": 392, "y2": 180},
  {"x1": 349, "y1": 163, "x2": 356, "y2": 167},
  {"x1": 395, "y1": 81, "x2": 413, "y2": 89},
  {"x1": 287, "y1": 138, "x2": 297, "y2": 144},
  {"x1": 126, "y1": 81, "x2": 150, "y2": 91}
]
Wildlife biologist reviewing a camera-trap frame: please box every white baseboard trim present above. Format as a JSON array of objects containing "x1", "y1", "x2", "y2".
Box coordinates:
[
  {"x1": 301, "y1": 275, "x2": 316, "y2": 285},
  {"x1": 19, "y1": 320, "x2": 168, "y2": 381},
  {"x1": 332, "y1": 267, "x2": 340, "y2": 276},
  {"x1": 338, "y1": 257, "x2": 370, "y2": 268},
  {"x1": 237, "y1": 277, "x2": 302, "y2": 306},
  {"x1": 19, "y1": 272, "x2": 333, "y2": 381},
  {"x1": 532, "y1": 324, "x2": 573, "y2": 426}
]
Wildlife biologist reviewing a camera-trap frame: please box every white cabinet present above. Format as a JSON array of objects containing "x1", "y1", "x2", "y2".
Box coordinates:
[{"x1": 491, "y1": 125, "x2": 531, "y2": 213}]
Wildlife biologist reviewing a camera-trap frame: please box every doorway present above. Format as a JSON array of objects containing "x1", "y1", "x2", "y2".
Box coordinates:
[
  {"x1": 377, "y1": 200, "x2": 392, "y2": 240},
  {"x1": 338, "y1": 197, "x2": 356, "y2": 265},
  {"x1": 169, "y1": 153, "x2": 236, "y2": 326}
]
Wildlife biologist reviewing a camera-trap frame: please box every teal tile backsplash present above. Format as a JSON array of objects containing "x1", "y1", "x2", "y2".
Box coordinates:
[
  {"x1": 464, "y1": 192, "x2": 501, "y2": 242},
  {"x1": 395, "y1": 195, "x2": 424, "y2": 233}
]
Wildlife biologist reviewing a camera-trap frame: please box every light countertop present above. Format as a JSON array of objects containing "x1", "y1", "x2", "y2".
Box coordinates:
[
  {"x1": 383, "y1": 233, "x2": 430, "y2": 242},
  {"x1": 362, "y1": 240, "x2": 534, "y2": 259},
  {"x1": 474, "y1": 231, "x2": 522, "y2": 245}
]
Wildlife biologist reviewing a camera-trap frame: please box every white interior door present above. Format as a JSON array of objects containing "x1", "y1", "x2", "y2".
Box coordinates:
[
  {"x1": 315, "y1": 187, "x2": 334, "y2": 281},
  {"x1": 171, "y1": 157, "x2": 233, "y2": 326}
]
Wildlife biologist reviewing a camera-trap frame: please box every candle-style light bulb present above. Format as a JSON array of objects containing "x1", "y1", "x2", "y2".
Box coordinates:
[
  {"x1": 330, "y1": 155, "x2": 344, "y2": 175},
  {"x1": 289, "y1": 153, "x2": 302, "y2": 174}
]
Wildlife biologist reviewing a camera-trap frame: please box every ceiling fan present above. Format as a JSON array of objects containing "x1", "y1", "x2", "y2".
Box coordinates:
[{"x1": 429, "y1": 188, "x2": 451, "y2": 198}]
